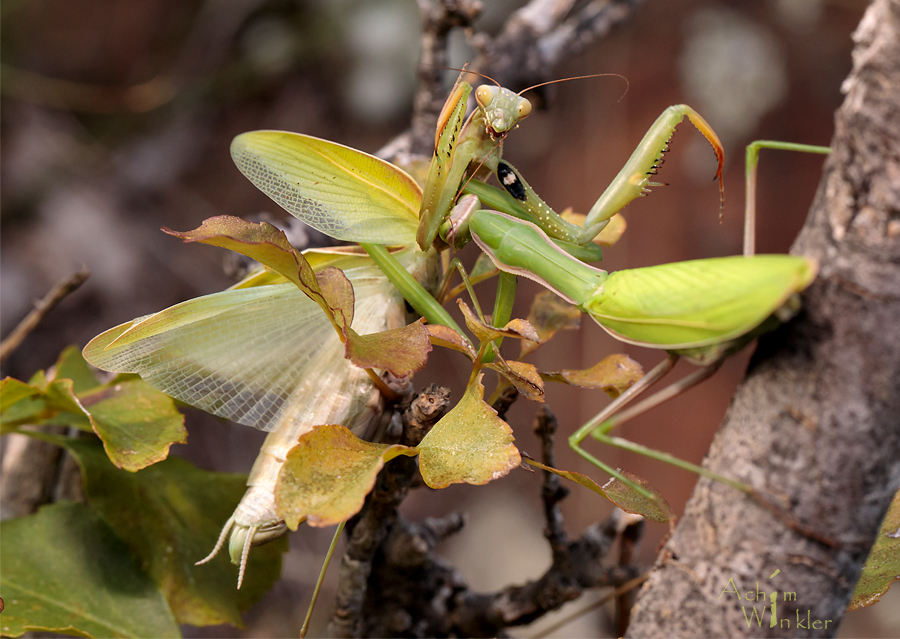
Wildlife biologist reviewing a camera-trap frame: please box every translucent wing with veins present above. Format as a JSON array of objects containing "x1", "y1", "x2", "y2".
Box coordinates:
[
  {"x1": 84, "y1": 250, "x2": 436, "y2": 587},
  {"x1": 85, "y1": 129, "x2": 436, "y2": 587}
]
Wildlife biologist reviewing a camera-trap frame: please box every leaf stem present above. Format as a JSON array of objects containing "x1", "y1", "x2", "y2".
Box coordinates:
[
  {"x1": 301, "y1": 521, "x2": 345, "y2": 638},
  {"x1": 361, "y1": 243, "x2": 464, "y2": 334}
]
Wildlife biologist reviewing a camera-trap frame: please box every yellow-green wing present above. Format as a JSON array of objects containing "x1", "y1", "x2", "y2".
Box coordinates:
[
  {"x1": 231, "y1": 131, "x2": 420, "y2": 245},
  {"x1": 584, "y1": 255, "x2": 816, "y2": 349},
  {"x1": 83, "y1": 261, "x2": 405, "y2": 433}
]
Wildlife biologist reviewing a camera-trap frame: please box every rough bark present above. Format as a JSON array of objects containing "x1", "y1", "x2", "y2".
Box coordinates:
[{"x1": 626, "y1": 1, "x2": 900, "y2": 636}]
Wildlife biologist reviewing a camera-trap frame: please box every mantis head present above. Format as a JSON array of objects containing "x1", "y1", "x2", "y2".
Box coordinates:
[
  {"x1": 475, "y1": 84, "x2": 532, "y2": 140},
  {"x1": 473, "y1": 72, "x2": 627, "y2": 142}
]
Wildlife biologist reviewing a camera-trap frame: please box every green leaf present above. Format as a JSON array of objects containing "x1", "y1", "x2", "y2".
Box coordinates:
[
  {"x1": 314, "y1": 264, "x2": 355, "y2": 331},
  {"x1": 43, "y1": 378, "x2": 90, "y2": 420},
  {"x1": 0, "y1": 376, "x2": 93, "y2": 432},
  {"x1": 542, "y1": 353, "x2": 644, "y2": 398},
  {"x1": 458, "y1": 300, "x2": 541, "y2": 345},
  {"x1": 426, "y1": 324, "x2": 477, "y2": 360},
  {"x1": 0, "y1": 501, "x2": 181, "y2": 638},
  {"x1": 417, "y1": 374, "x2": 521, "y2": 488},
  {"x1": 523, "y1": 458, "x2": 611, "y2": 494},
  {"x1": 1, "y1": 377, "x2": 44, "y2": 427},
  {"x1": 79, "y1": 380, "x2": 186, "y2": 471},
  {"x1": 275, "y1": 424, "x2": 415, "y2": 529},
  {"x1": 52, "y1": 345, "x2": 102, "y2": 394},
  {"x1": 57, "y1": 436, "x2": 284, "y2": 627},
  {"x1": 3, "y1": 369, "x2": 186, "y2": 472},
  {"x1": 850, "y1": 487, "x2": 900, "y2": 610},
  {"x1": 0, "y1": 377, "x2": 41, "y2": 409},
  {"x1": 601, "y1": 472, "x2": 675, "y2": 523},
  {"x1": 486, "y1": 358, "x2": 544, "y2": 402},
  {"x1": 28, "y1": 369, "x2": 49, "y2": 390}
]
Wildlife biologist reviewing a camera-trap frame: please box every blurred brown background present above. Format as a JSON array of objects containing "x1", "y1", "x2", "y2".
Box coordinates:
[{"x1": 2, "y1": 0, "x2": 895, "y2": 636}]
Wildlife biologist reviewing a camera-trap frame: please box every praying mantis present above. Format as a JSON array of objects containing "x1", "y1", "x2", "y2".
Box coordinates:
[
  {"x1": 410, "y1": 72, "x2": 818, "y2": 501},
  {"x1": 462, "y1": 138, "x2": 828, "y2": 498},
  {"x1": 84, "y1": 247, "x2": 439, "y2": 587},
  {"x1": 224, "y1": 79, "x2": 816, "y2": 509},
  {"x1": 82, "y1": 67, "x2": 821, "y2": 588}
]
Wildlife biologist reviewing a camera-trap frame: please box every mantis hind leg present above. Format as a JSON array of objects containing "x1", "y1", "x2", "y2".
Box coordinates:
[
  {"x1": 744, "y1": 141, "x2": 830, "y2": 256},
  {"x1": 568, "y1": 354, "x2": 753, "y2": 499},
  {"x1": 568, "y1": 355, "x2": 677, "y2": 500},
  {"x1": 588, "y1": 359, "x2": 751, "y2": 494}
]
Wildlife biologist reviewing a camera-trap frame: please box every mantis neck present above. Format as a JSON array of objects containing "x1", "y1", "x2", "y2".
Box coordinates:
[{"x1": 470, "y1": 210, "x2": 606, "y2": 306}]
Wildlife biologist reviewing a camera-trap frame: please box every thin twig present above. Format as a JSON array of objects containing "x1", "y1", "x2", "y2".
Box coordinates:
[
  {"x1": 471, "y1": 0, "x2": 644, "y2": 92},
  {"x1": 529, "y1": 571, "x2": 649, "y2": 638},
  {"x1": 0, "y1": 267, "x2": 90, "y2": 363},
  {"x1": 534, "y1": 406, "x2": 570, "y2": 556}
]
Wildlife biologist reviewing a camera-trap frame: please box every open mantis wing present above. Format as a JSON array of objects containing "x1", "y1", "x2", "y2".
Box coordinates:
[
  {"x1": 84, "y1": 251, "x2": 436, "y2": 587},
  {"x1": 231, "y1": 131, "x2": 421, "y2": 245},
  {"x1": 83, "y1": 260, "x2": 406, "y2": 434}
]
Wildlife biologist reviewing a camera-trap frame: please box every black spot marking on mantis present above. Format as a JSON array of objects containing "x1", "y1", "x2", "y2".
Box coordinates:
[{"x1": 497, "y1": 162, "x2": 526, "y2": 201}]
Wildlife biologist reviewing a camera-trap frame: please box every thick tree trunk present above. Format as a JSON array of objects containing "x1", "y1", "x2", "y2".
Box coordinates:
[{"x1": 626, "y1": 1, "x2": 900, "y2": 636}]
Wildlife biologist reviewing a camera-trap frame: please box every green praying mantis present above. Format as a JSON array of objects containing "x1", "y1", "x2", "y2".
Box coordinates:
[
  {"x1": 410, "y1": 72, "x2": 818, "y2": 501},
  {"x1": 470, "y1": 210, "x2": 816, "y2": 493},
  {"x1": 465, "y1": 138, "x2": 828, "y2": 496},
  {"x1": 83, "y1": 68, "x2": 823, "y2": 587}
]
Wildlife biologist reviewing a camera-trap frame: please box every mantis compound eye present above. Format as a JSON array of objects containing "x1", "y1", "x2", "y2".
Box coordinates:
[
  {"x1": 475, "y1": 84, "x2": 497, "y2": 108},
  {"x1": 516, "y1": 97, "x2": 532, "y2": 120}
]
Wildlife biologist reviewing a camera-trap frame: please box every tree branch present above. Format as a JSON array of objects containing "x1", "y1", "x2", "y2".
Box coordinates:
[
  {"x1": 472, "y1": 0, "x2": 644, "y2": 92},
  {"x1": 626, "y1": 1, "x2": 900, "y2": 636},
  {"x1": 338, "y1": 393, "x2": 642, "y2": 638}
]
